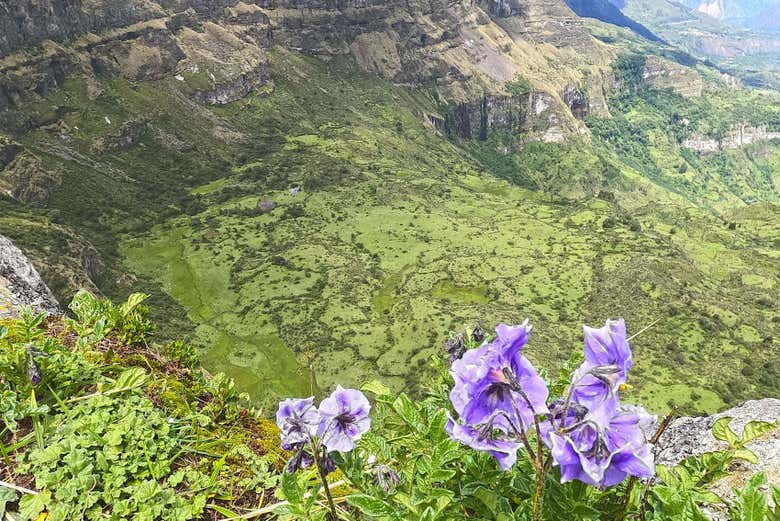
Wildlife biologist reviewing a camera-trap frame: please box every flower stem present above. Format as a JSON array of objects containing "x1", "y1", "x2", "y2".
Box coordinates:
[
  {"x1": 310, "y1": 440, "x2": 338, "y2": 520},
  {"x1": 532, "y1": 465, "x2": 546, "y2": 521}
]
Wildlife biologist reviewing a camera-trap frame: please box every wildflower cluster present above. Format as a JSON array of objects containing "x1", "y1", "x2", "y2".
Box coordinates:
[
  {"x1": 445, "y1": 318, "x2": 656, "y2": 519},
  {"x1": 276, "y1": 386, "x2": 371, "y2": 518},
  {"x1": 276, "y1": 318, "x2": 658, "y2": 521}
]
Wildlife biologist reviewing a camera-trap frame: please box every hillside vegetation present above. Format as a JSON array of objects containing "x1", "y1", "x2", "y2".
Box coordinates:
[
  {"x1": 0, "y1": 1, "x2": 778, "y2": 416},
  {"x1": 2, "y1": 294, "x2": 779, "y2": 520}
]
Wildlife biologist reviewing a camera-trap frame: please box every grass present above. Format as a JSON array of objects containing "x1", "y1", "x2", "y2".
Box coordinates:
[{"x1": 2, "y1": 48, "x2": 778, "y2": 414}]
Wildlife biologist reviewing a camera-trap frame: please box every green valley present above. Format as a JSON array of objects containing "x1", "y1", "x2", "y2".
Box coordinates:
[{"x1": 0, "y1": 1, "x2": 778, "y2": 417}]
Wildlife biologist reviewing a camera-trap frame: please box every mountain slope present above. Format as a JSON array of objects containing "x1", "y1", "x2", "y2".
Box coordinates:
[
  {"x1": 617, "y1": 0, "x2": 780, "y2": 87},
  {"x1": 564, "y1": 0, "x2": 666, "y2": 43},
  {"x1": 0, "y1": 0, "x2": 778, "y2": 413}
]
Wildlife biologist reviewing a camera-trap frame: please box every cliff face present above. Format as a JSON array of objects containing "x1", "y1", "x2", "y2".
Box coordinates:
[
  {"x1": 0, "y1": 234, "x2": 59, "y2": 318},
  {"x1": 0, "y1": 0, "x2": 613, "y2": 139},
  {"x1": 683, "y1": 124, "x2": 780, "y2": 152}
]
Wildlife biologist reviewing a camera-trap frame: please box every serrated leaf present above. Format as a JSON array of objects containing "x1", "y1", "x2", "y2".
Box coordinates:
[
  {"x1": 712, "y1": 417, "x2": 740, "y2": 446},
  {"x1": 393, "y1": 394, "x2": 422, "y2": 431},
  {"x1": 18, "y1": 491, "x2": 50, "y2": 521},
  {"x1": 0, "y1": 486, "x2": 19, "y2": 516},
  {"x1": 734, "y1": 473, "x2": 768, "y2": 521},
  {"x1": 280, "y1": 471, "x2": 303, "y2": 505}
]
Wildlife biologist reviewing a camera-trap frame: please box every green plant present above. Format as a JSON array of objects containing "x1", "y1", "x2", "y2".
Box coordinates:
[
  {"x1": 160, "y1": 340, "x2": 200, "y2": 369},
  {"x1": 200, "y1": 372, "x2": 251, "y2": 422},
  {"x1": 18, "y1": 393, "x2": 207, "y2": 521},
  {"x1": 67, "y1": 290, "x2": 154, "y2": 348}
]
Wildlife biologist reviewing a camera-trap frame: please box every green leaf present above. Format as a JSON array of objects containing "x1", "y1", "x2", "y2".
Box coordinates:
[
  {"x1": 732, "y1": 448, "x2": 759, "y2": 464},
  {"x1": 347, "y1": 494, "x2": 396, "y2": 517},
  {"x1": 742, "y1": 421, "x2": 777, "y2": 443},
  {"x1": 419, "y1": 506, "x2": 437, "y2": 521},
  {"x1": 0, "y1": 486, "x2": 19, "y2": 516},
  {"x1": 111, "y1": 367, "x2": 148, "y2": 392},
  {"x1": 119, "y1": 293, "x2": 149, "y2": 316},
  {"x1": 711, "y1": 417, "x2": 740, "y2": 447},
  {"x1": 18, "y1": 491, "x2": 50, "y2": 521},
  {"x1": 280, "y1": 471, "x2": 303, "y2": 505},
  {"x1": 393, "y1": 394, "x2": 422, "y2": 431},
  {"x1": 734, "y1": 473, "x2": 768, "y2": 521},
  {"x1": 362, "y1": 380, "x2": 392, "y2": 398},
  {"x1": 207, "y1": 504, "x2": 241, "y2": 518}
]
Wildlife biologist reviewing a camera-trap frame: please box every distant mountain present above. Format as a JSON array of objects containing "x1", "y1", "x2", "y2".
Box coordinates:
[
  {"x1": 683, "y1": 0, "x2": 780, "y2": 26},
  {"x1": 750, "y1": 3, "x2": 780, "y2": 29},
  {"x1": 616, "y1": 0, "x2": 780, "y2": 86},
  {"x1": 564, "y1": 0, "x2": 666, "y2": 42}
]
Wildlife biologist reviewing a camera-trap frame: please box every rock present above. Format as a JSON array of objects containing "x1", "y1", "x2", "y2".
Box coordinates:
[
  {"x1": 642, "y1": 56, "x2": 703, "y2": 98},
  {"x1": 256, "y1": 198, "x2": 275, "y2": 214},
  {"x1": 91, "y1": 120, "x2": 148, "y2": 154},
  {"x1": 0, "y1": 148, "x2": 62, "y2": 206},
  {"x1": 0, "y1": 235, "x2": 60, "y2": 318},
  {"x1": 683, "y1": 125, "x2": 780, "y2": 153},
  {"x1": 656, "y1": 399, "x2": 780, "y2": 518},
  {"x1": 444, "y1": 94, "x2": 529, "y2": 140},
  {"x1": 563, "y1": 85, "x2": 588, "y2": 120},
  {"x1": 0, "y1": 135, "x2": 23, "y2": 169}
]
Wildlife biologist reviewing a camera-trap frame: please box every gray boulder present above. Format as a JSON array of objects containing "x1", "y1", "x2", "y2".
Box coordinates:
[
  {"x1": 656, "y1": 399, "x2": 780, "y2": 519},
  {"x1": 0, "y1": 234, "x2": 59, "y2": 317}
]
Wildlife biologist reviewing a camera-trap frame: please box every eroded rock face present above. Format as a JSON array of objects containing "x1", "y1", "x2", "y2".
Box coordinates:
[
  {"x1": 444, "y1": 94, "x2": 529, "y2": 140},
  {"x1": 0, "y1": 234, "x2": 59, "y2": 317},
  {"x1": 656, "y1": 399, "x2": 780, "y2": 519},
  {"x1": 563, "y1": 84, "x2": 587, "y2": 120},
  {"x1": 683, "y1": 125, "x2": 780, "y2": 153},
  {"x1": 642, "y1": 55, "x2": 703, "y2": 98},
  {"x1": 0, "y1": 147, "x2": 62, "y2": 206},
  {"x1": 0, "y1": 0, "x2": 165, "y2": 56}
]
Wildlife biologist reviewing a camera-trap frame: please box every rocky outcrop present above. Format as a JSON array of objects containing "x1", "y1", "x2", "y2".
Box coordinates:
[
  {"x1": 443, "y1": 89, "x2": 575, "y2": 144},
  {"x1": 0, "y1": 234, "x2": 59, "y2": 318},
  {"x1": 444, "y1": 94, "x2": 529, "y2": 140},
  {"x1": 0, "y1": 147, "x2": 62, "y2": 206},
  {"x1": 683, "y1": 124, "x2": 780, "y2": 153},
  {"x1": 563, "y1": 85, "x2": 588, "y2": 120},
  {"x1": 657, "y1": 399, "x2": 780, "y2": 519},
  {"x1": 642, "y1": 55, "x2": 703, "y2": 97},
  {"x1": 0, "y1": 0, "x2": 165, "y2": 56},
  {"x1": 91, "y1": 120, "x2": 148, "y2": 153},
  {"x1": 0, "y1": 0, "x2": 615, "y2": 149}
]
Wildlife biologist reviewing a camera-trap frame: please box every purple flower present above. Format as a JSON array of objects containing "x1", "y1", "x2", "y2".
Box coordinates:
[
  {"x1": 545, "y1": 397, "x2": 654, "y2": 487},
  {"x1": 446, "y1": 416, "x2": 522, "y2": 470},
  {"x1": 285, "y1": 444, "x2": 315, "y2": 473},
  {"x1": 450, "y1": 320, "x2": 548, "y2": 433},
  {"x1": 276, "y1": 397, "x2": 320, "y2": 450},
  {"x1": 28, "y1": 358, "x2": 42, "y2": 386},
  {"x1": 318, "y1": 386, "x2": 371, "y2": 452},
  {"x1": 369, "y1": 464, "x2": 401, "y2": 493},
  {"x1": 571, "y1": 319, "x2": 633, "y2": 408},
  {"x1": 445, "y1": 333, "x2": 466, "y2": 363}
]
